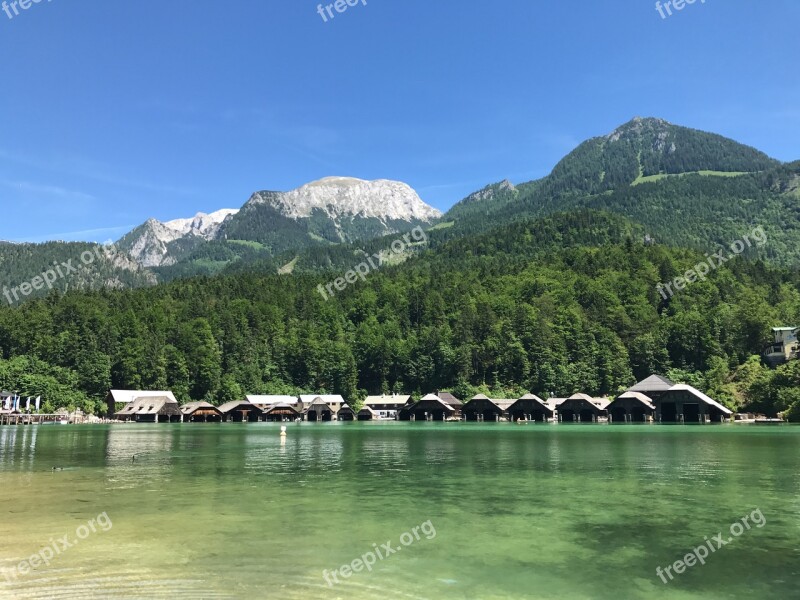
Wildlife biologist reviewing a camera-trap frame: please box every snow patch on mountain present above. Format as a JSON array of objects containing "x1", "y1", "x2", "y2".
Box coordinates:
[{"x1": 164, "y1": 209, "x2": 239, "y2": 239}]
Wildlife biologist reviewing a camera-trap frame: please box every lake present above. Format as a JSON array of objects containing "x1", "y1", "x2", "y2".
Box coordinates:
[{"x1": 1, "y1": 423, "x2": 799, "y2": 599}]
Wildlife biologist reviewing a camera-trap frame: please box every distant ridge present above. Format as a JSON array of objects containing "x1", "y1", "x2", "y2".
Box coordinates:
[{"x1": 118, "y1": 177, "x2": 441, "y2": 268}]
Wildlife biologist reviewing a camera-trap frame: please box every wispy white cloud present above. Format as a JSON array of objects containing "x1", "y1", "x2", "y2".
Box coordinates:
[
  {"x1": 0, "y1": 148, "x2": 194, "y2": 196},
  {"x1": 0, "y1": 178, "x2": 95, "y2": 201}
]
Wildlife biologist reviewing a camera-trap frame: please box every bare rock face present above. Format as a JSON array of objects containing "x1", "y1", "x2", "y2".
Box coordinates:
[
  {"x1": 163, "y1": 209, "x2": 240, "y2": 240},
  {"x1": 246, "y1": 177, "x2": 442, "y2": 224},
  {"x1": 119, "y1": 177, "x2": 440, "y2": 267},
  {"x1": 118, "y1": 210, "x2": 238, "y2": 268}
]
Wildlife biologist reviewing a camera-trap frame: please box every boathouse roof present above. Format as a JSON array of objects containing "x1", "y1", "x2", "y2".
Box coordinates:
[
  {"x1": 510, "y1": 394, "x2": 550, "y2": 407},
  {"x1": 436, "y1": 391, "x2": 462, "y2": 407},
  {"x1": 180, "y1": 401, "x2": 222, "y2": 416},
  {"x1": 613, "y1": 392, "x2": 656, "y2": 410},
  {"x1": 217, "y1": 400, "x2": 263, "y2": 414},
  {"x1": 493, "y1": 399, "x2": 515, "y2": 410},
  {"x1": 669, "y1": 384, "x2": 733, "y2": 415},
  {"x1": 628, "y1": 375, "x2": 675, "y2": 393},
  {"x1": 364, "y1": 394, "x2": 411, "y2": 406},
  {"x1": 299, "y1": 394, "x2": 345, "y2": 405},
  {"x1": 417, "y1": 395, "x2": 455, "y2": 411},
  {"x1": 246, "y1": 395, "x2": 297, "y2": 408},
  {"x1": 108, "y1": 390, "x2": 178, "y2": 405},
  {"x1": 116, "y1": 396, "x2": 179, "y2": 416},
  {"x1": 564, "y1": 394, "x2": 611, "y2": 409},
  {"x1": 264, "y1": 403, "x2": 300, "y2": 416},
  {"x1": 464, "y1": 395, "x2": 514, "y2": 412}
]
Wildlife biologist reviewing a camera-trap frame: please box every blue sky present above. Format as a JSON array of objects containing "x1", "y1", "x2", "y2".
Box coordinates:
[{"x1": 0, "y1": 0, "x2": 798, "y2": 242}]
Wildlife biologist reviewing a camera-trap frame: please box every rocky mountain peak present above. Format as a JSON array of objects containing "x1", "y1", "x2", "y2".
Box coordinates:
[
  {"x1": 247, "y1": 177, "x2": 442, "y2": 223},
  {"x1": 164, "y1": 209, "x2": 239, "y2": 240}
]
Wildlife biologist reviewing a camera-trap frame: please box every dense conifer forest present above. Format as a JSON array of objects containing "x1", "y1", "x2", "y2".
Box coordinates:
[
  {"x1": 2, "y1": 119, "x2": 800, "y2": 419},
  {"x1": 1, "y1": 210, "x2": 798, "y2": 419}
]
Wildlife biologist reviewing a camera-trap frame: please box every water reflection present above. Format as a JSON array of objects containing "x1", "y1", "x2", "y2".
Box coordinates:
[
  {"x1": 1, "y1": 423, "x2": 800, "y2": 600},
  {"x1": 0, "y1": 426, "x2": 38, "y2": 470}
]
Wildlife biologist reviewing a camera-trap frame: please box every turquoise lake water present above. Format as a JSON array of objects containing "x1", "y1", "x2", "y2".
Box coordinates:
[{"x1": 1, "y1": 423, "x2": 799, "y2": 599}]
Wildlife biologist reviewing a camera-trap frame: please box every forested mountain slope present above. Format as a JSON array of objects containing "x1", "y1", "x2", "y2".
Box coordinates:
[
  {"x1": 443, "y1": 119, "x2": 800, "y2": 265},
  {"x1": 1, "y1": 210, "x2": 797, "y2": 421},
  {"x1": 0, "y1": 241, "x2": 156, "y2": 305}
]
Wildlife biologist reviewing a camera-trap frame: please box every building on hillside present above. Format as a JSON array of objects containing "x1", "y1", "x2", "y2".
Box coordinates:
[
  {"x1": 399, "y1": 393, "x2": 456, "y2": 421},
  {"x1": 556, "y1": 393, "x2": 610, "y2": 423},
  {"x1": 180, "y1": 401, "x2": 223, "y2": 423},
  {"x1": 462, "y1": 394, "x2": 510, "y2": 422},
  {"x1": 507, "y1": 394, "x2": 554, "y2": 422},
  {"x1": 106, "y1": 390, "x2": 179, "y2": 418},
  {"x1": 627, "y1": 375, "x2": 732, "y2": 422},
  {"x1": 607, "y1": 392, "x2": 655, "y2": 423},
  {"x1": 115, "y1": 396, "x2": 182, "y2": 423},
  {"x1": 763, "y1": 327, "x2": 799, "y2": 367},
  {"x1": 218, "y1": 400, "x2": 263, "y2": 423},
  {"x1": 364, "y1": 394, "x2": 411, "y2": 419}
]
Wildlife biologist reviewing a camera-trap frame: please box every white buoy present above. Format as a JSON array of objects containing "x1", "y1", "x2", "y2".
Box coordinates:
[{"x1": 280, "y1": 426, "x2": 287, "y2": 437}]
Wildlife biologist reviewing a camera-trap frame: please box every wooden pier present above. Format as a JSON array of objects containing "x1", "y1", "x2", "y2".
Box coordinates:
[{"x1": 0, "y1": 414, "x2": 68, "y2": 426}]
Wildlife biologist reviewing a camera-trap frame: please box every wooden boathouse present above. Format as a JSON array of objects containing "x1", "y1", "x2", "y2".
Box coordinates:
[
  {"x1": 305, "y1": 397, "x2": 336, "y2": 422},
  {"x1": 462, "y1": 394, "x2": 510, "y2": 422},
  {"x1": 180, "y1": 402, "x2": 223, "y2": 423},
  {"x1": 507, "y1": 394, "x2": 554, "y2": 422},
  {"x1": 399, "y1": 393, "x2": 456, "y2": 421},
  {"x1": 607, "y1": 392, "x2": 655, "y2": 423},
  {"x1": 262, "y1": 403, "x2": 301, "y2": 422},
  {"x1": 218, "y1": 400, "x2": 263, "y2": 422},
  {"x1": 626, "y1": 375, "x2": 733, "y2": 422},
  {"x1": 115, "y1": 396, "x2": 182, "y2": 423},
  {"x1": 337, "y1": 404, "x2": 357, "y2": 421},
  {"x1": 557, "y1": 394, "x2": 610, "y2": 423}
]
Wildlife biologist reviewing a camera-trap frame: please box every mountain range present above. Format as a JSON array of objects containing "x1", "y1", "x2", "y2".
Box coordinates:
[
  {"x1": 3, "y1": 116, "x2": 800, "y2": 420},
  {"x1": 115, "y1": 176, "x2": 441, "y2": 272},
  {"x1": 2, "y1": 116, "x2": 799, "y2": 300}
]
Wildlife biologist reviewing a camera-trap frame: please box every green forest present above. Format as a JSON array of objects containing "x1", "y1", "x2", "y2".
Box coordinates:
[{"x1": 1, "y1": 210, "x2": 798, "y2": 419}]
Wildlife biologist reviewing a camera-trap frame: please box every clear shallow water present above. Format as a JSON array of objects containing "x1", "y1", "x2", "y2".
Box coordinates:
[{"x1": 1, "y1": 423, "x2": 799, "y2": 599}]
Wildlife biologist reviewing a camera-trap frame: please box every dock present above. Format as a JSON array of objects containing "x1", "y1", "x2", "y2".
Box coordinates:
[{"x1": 0, "y1": 414, "x2": 68, "y2": 426}]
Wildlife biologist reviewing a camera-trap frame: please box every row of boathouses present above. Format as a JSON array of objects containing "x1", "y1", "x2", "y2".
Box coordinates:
[{"x1": 104, "y1": 376, "x2": 733, "y2": 424}]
